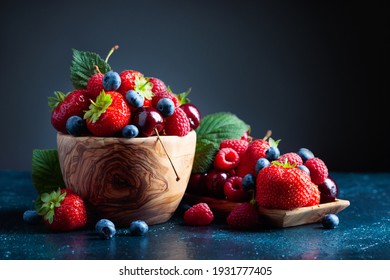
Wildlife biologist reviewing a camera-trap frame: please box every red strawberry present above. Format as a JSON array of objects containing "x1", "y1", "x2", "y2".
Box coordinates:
[
  {"x1": 151, "y1": 90, "x2": 180, "y2": 108},
  {"x1": 220, "y1": 139, "x2": 249, "y2": 157},
  {"x1": 149, "y1": 77, "x2": 168, "y2": 94},
  {"x1": 84, "y1": 91, "x2": 130, "y2": 137},
  {"x1": 214, "y1": 148, "x2": 240, "y2": 171},
  {"x1": 49, "y1": 90, "x2": 90, "y2": 134},
  {"x1": 117, "y1": 70, "x2": 143, "y2": 96},
  {"x1": 277, "y1": 152, "x2": 303, "y2": 166},
  {"x1": 256, "y1": 162, "x2": 320, "y2": 210},
  {"x1": 236, "y1": 139, "x2": 270, "y2": 177},
  {"x1": 164, "y1": 107, "x2": 191, "y2": 136},
  {"x1": 227, "y1": 201, "x2": 259, "y2": 230},
  {"x1": 183, "y1": 203, "x2": 214, "y2": 226},
  {"x1": 223, "y1": 176, "x2": 250, "y2": 202},
  {"x1": 304, "y1": 157, "x2": 329, "y2": 185},
  {"x1": 36, "y1": 188, "x2": 87, "y2": 231},
  {"x1": 86, "y1": 73, "x2": 104, "y2": 99}
]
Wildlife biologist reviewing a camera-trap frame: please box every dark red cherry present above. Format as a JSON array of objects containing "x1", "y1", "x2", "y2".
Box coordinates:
[
  {"x1": 205, "y1": 169, "x2": 229, "y2": 199},
  {"x1": 318, "y1": 177, "x2": 339, "y2": 203},
  {"x1": 187, "y1": 173, "x2": 208, "y2": 195},
  {"x1": 180, "y1": 103, "x2": 201, "y2": 130},
  {"x1": 132, "y1": 107, "x2": 164, "y2": 136}
]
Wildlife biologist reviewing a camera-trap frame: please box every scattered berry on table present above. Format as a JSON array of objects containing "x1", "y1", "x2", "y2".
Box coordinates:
[
  {"x1": 214, "y1": 148, "x2": 240, "y2": 171},
  {"x1": 304, "y1": 157, "x2": 328, "y2": 185},
  {"x1": 95, "y1": 219, "x2": 116, "y2": 240},
  {"x1": 322, "y1": 214, "x2": 339, "y2": 229},
  {"x1": 103, "y1": 71, "x2": 121, "y2": 91},
  {"x1": 23, "y1": 210, "x2": 41, "y2": 225},
  {"x1": 227, "y1": 202, "x2": 259, "y2": 230},
  {"x1": 66, "y1": 115, "x2": 88, "y2": 136},
  {"x1": 129, "y1": 220, "x2": 149, "y2": 236},
  {"x1": 255, "y1": 158, "x2": 270, "y2": 174},
  {"x1": 157, "y1": 97, "x2": 175, "y2": 117},
  {"x1": 297, "y1": 148, "x2": 315, "y2": 163},
  {"x1": 183, "y1": 203, "x2": 214, "y2": 226},
  {"x1": 126, "y1": 90, "x2": 144, "y2": 108},
  {"x1": 122, "y1": 124, "x2": 139, "y2": 138}
]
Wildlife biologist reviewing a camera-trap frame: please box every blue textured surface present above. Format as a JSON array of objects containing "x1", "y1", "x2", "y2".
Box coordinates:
[{"x1": 0, "y1": 170, "x2": 389, "y2": 260}]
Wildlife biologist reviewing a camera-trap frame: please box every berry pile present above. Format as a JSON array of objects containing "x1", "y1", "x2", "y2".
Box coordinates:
[
  {"x1": 187, "y1": 131, "x2": 340, "y2": 229},
  {"x1": 49, "y1": 46, "x2": 200, "y2": 139}
]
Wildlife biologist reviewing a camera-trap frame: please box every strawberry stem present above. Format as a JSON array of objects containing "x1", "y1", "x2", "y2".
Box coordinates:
[
  {"x1": 94, "y1": 65, "x2": 101, "y2": 74},
  {"x1": 263, "y1": 130, "x2": 272, "y2": 141},
  {"x1": 154, "y1": 128, "x2": 180, "y2": 181},
  {"x1": 105, "y1": 45, "x2": 119, "y2": 63}
]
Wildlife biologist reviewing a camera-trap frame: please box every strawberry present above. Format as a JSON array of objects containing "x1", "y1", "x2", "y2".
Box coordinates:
[
  {"x1": 183, "y1": 203, "x2": 214, "y2": 226},
  {"x1": 214, "y1": 148, "x2": 240, "y2": 171},
  {"x1": 151, "y1": 90, "x2": 180, "y2": 108},
  {"x1": 86, "y1": 73, "x2": 104, "y2": 99},
  {"x1": 256, "y1": 162, "x2": 320, "y2": 210},
  {"x1": 220, "y1": 139, "x2": 249, "y2": 157},
  {"x1": 49, "y1": 90, "x2": 90, "y2": 134},
  {"x1": 149, "y1": 77, "x2": 168, "y2": 94},
  {"x1": 277, "y1": 152, "x2": 303, "y2": 166},
  {"x1": 236, "y1": 139, "x2": 270, "y2": 177},
  {"x1": 117, "y1": 70, "x2": 143, "y2": 95},
  {"x1": 35, "y1": 188, "x2": 87, "y2": 231},
  {"x1": 84, "y1": 91, "x2": 130, "y2": 137},
  {"x1": 164, "y1": 107, "x2": 191, "y2": 136},
  {"x1": 304, "y1": 157, "x2": 329, "y2": 185},
  {"x1": 226, "y1": 201, "x2": 259, "y2": 230}
]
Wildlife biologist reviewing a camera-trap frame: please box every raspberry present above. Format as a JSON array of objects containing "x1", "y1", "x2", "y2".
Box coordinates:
[
  {"x1": 219, "y1": 139, "x2": 248, "y2": 157},
  {"x1": 183, "y1": 203, "x2": 214, "y2": 226},
  {"x1": 277, "y1": 152, "x2": 303, "y2": 166},
  {"x1": 304, "y1": 157, "x2": 328, "y2": 185},
  {"x1": 149, "y1": 77, "x2": 168, "y2": 94},
  {"x1": 223, "y1": 176, "x2": 250, "y2": 202},
  {"x1": 151, "y1": 91, "x2": 180, "y2": 108},
  {"x1": 236, "y1": 139, "x2": 270, "y2": 177},
  {"x1": 86, "y1": 73, "x2": 104, "y2": 99},
  {"x1": 227, "y1": 202, "x2": 259, "y2": 230},
  {"x1": 213, "y1": 148, "x2": 240, "y2": 171},
  {"x1": 164, "y1": 107, "x2": 190, "y2": 136}
]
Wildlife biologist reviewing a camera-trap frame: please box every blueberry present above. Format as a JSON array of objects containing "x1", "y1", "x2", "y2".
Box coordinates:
[
  {"x1": 126, "y1": 90, "x2": 144, "y2": 108},
  {"x1": 156, "y1": 98, "x2": 175, "y2": 117},
  {"x1": 297, "y1": 165, "x2": 310, "y2": 175},
  {"x1": 122, "y1": 125, "x2": 139, "y2": 138},
  {"x1": 265, "y1": 147, "x2": 280, "y2": 161},
  {"x1": 255, "y1": 158, "x2": 270, "y2": 174},
  {"x1": 297, "y1": 148, "x2": 314, "y2": 163},
  {"x1": 23, "y1": 210, "x2": 41, "y2": 225},
  {"x1": 129, "y1": 220, "x2": 149, "y2": 236},
  {"x1": 322, "y1": 214, "x2": 339, "y2": 229},
  {"x1": 103, "y1": 71, "x2": 121, "y2": 91},
  {"x1": 95, "y1": 219, "x2": 116, "y2": 240},
  {"x1": 242, "y1": 174, "x2": 256, "y2": 191},
  {"x1": 66, "y1": 116, "x2": 88, "y2": 136}
]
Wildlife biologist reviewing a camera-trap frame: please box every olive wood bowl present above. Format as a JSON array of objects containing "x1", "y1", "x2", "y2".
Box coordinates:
[{"x1": 57, "y1": 130, "x2": 196, "y2": 227}]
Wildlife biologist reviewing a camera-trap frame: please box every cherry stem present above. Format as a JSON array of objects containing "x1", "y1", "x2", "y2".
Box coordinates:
[
  {"x1": 94, "y1": 65, "x2": 101, "y2": 74},
  {"x1": 154, "y1": 128, "x2": 180, "y2": 181},
  {"x1": 263, "y1": 130, "x2": 272, "y2": 141},
  {"x1": 105, "y1": 45, "x2": 119, "y2": 63}
]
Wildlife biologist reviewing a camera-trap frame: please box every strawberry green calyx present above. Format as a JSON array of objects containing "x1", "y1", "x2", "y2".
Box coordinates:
[
  {"x1": 175, "y1": 88, "x2": 192, "y2": 105},
  {"x1": 268, "y1": 137, "x2": 281, "y2": 148},
  {"x1": 84, "y1": 91, "x2": 112, "y2": 123},
  {"x1": 35, "y1": 188, "x2": 66, "y2": 224},
  {"x1": 272, "y1": 159, "x2": 296, "y2": 169},
  {"x1": 48, "y1": 91, "x2": 67, "y2": 111},
  {"x1": 134, "y1": 76, "x2": 154, "y2": 100}
]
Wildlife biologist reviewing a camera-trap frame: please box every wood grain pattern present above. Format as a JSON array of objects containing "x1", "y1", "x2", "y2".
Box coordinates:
[
  {"x1": 183, "y1": 193, "x2": 350, "y2": 228},
  {"x1": 57, "y1": 131, "x2": 196, "y2": 226}
]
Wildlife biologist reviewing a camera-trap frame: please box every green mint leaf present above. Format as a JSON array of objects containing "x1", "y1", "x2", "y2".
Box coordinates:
[
  {"x1": 70, "y1": 48, "x2": 112, "y2": 89},
  {"x1": 192, "y1": 112, "x2": 250, "y2": 173},
  {"x1": 32, "y1": 149, "x2": 65, "y2": 195}
]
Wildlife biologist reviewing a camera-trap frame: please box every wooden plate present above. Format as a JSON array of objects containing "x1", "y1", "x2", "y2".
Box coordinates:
[{"x1": 184, "y1": 193, "x2": 350, "y2": 228}]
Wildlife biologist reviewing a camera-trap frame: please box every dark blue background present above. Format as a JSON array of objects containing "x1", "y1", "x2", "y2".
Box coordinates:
[{"x1": 0, "y1": 0, "x2": 388, "y2": 171}]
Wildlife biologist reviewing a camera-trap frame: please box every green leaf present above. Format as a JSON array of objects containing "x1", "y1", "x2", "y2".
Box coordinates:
[
  {"x1": 32, "y1": 149, "x2": 65, "y2": 194},
  {"x1": 192, "y1": 112, "x2": 250, "y2": 173},
  {"x1": 70, "y1": 49, "x2": 112, "y2": 89}
]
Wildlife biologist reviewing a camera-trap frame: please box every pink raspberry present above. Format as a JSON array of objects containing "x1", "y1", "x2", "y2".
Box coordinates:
[
  {"x1": 223, "y1": 176, "x2": 250, "y2": 202},
  {"x1": 277, "y1": 152, "x2": 303, "y2": 166},
  {"x1": 304, "y1": 157, "x2": 328, "y2": 185},
  {"x1": 183, "y1": 203, "x2": 214, "y2": 226},
  {"x1": 219, "y1": 139, "x2": 248, "y2": 157},
  {"x1": 213, "y1": 148, "x2": 240, "y2": 171}
]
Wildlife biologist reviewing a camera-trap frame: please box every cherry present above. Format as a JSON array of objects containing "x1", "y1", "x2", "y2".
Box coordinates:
[
  {"x1": 205, "y1": 169, "x2": 229, "y2": 199},
  {"x1": 180, "y1": 103, "x2": 201, "y2": 130},
  {"x1": 132, "y1": 107, "x2": 164, "y2": 136},
  {"x1": 318, "y1": 177, "x2": 339, "y2": 203},
  {"x1": 187, "y1": 173, "x2": 208, "y2": 195}
]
